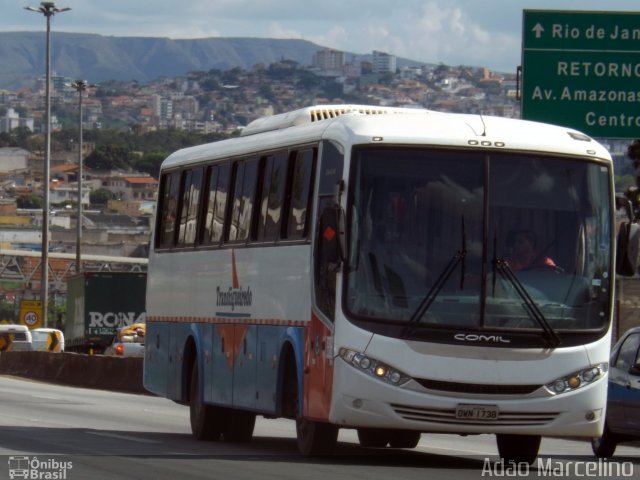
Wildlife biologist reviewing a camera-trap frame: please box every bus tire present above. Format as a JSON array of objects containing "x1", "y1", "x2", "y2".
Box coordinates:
[
  {"x1": 223, "y1": 409, "x2": 256, "y2": 443},
  {"x1": 189, "y1": 362, "x2": 223, "y2": 441},
  {"x1": 496, "y1": 433, "x2": 541, "y2": 465},
  {"x1": 591, "y1": 422, "x2": 618, "y2": 458},
  {"x1": 290, "y1": 366, "x2": 338, "y2": 455},
  {"x1": 357, "y1": 428, "x2": 390, "y2": 448},
  {"x1": 388, "y1": 430, "x2": 421, "y2": 449},
  {"x1": 296, "y1": 417, "x2": 339, "y2": 455}
]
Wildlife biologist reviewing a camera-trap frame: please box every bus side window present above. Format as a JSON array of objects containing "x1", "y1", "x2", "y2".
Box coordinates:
[
  {"x1": 227, "y1": 158, "x2": 258, "y2": 243},
  {"x1": 177, "y1": 167, "x2": 203, "y2": 246},
  {"x1": 285, "y1": 149, "x2": 316, "y2": 240},
  {"x1": 202, "y1": 163, "x2": 230, "y2": 246},
  {"x1": 156, "y1": 171, "x2": 181, "y2": 249},
  {"x1": 256, "y1": 152, "x2": 288, "y2": 242}
]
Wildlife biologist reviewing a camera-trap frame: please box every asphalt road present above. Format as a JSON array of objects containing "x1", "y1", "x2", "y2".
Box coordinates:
[{"x1": 0, "y1": 375, "x2": 638, "y2": 480}]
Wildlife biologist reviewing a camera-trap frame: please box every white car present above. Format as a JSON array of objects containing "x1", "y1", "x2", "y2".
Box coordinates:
[
  {"x1": 0, "y1": 324, "x2": 33, "y2": 352},
  {"x1": 30, "y1": 328, "x2": 65, "y2": 352}
]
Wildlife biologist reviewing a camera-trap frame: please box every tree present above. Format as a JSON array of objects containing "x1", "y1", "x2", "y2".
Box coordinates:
[
  {"x1": 90, "y1": 188, "x2": 112, "y2": 205},
  {"x1": 16, "y1": 193, "x2": 43, "y2": 209},
  {"x1": 9, "y1": 126, "x2": 33, "y2": 149},
  {"x1": 134, "y1": 152, "x2": 166, "y2": 179},
  {"x1": 84, "y1": 144, "x2": 131, "y2": 171}
]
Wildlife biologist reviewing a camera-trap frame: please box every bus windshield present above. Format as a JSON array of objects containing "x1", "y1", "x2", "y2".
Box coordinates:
[{"x1": 344, "y1": 146, "x2": 612, "y2": 345}]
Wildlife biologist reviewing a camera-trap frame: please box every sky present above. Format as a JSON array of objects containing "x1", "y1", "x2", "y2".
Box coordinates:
[{"x1": 2, "y1": 0, "x2": 639, "y2": 72}]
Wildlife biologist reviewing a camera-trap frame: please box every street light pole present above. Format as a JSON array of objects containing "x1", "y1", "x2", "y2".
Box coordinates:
[
  {"x1": 68, "y1": 80, "x2": 88, "y2": 274},
  {"x1": 25, "y1": 2, "x2": 71, "y2": 327}
]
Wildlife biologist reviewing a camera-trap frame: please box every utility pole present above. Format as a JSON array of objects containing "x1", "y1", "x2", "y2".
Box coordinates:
[
  {"x1": 24, "y1": 2, "x2": 71, "y2": 327},
  {"x1": 68, "y1": 80, "x2": 90, "y2": 273}
]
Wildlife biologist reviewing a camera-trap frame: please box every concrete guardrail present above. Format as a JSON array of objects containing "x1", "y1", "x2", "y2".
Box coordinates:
[{"x1": 0, "y1": 351, "x2": 145, "y2": 394}]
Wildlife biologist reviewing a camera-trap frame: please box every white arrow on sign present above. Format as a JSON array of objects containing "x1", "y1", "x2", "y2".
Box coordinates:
[{"x1": 532, "y1": 23, "x2": 545, "y2": 39}]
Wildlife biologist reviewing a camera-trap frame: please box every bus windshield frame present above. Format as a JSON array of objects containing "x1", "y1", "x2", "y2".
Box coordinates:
[{"x1": 343, "y1": 145, "x2": 614, "y2": 348}]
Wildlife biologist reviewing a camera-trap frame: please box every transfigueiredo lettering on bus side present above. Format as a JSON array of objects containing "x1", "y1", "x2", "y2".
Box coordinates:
[{"x1": 216, "y1": 286, "x2": 253, "y2": 311}]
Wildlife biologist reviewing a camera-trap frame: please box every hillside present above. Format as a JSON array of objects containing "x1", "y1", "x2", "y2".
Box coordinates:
[{"x1": 0, "y1": 32, "x2": 327, "y2": 89}]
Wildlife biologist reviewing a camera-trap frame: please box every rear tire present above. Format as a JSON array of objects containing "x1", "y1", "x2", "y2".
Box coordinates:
[
  {"x1": 591, "y1": 422, "x2": 618, "y2": 458},
  {"x1": 496, "y1": 434, "x2": 540, "y2": 465},
  {"x1": 189, "y1": 362, "x2": 223, "y2": 441}
]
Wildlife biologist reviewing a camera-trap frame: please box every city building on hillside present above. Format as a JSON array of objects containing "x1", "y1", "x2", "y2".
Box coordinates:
[
  {"x1": 313, "y1": 49, "x2": 345, "y2": 73},
  {"x1": 102, "y1": 175, "x2": 158, "y2": 202},
  {"x1": 0, "y1": 109, "x2": 34, "y2": 134},
  {"x1": 0, "y1": 148, "x2": 30, "y2": 173},
  {"x1": 372, "y1": 51, "x2": 397, "y2": 74},
  {"x1": 49, "y1": 181, "x2": 91, "y2": 206}
]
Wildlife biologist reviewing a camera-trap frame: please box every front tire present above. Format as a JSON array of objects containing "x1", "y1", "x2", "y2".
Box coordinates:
[
  {"x1": 296, "y1": 417, "x2": 339, "y2": 455},
  {"x1": 591, "y1": 422, "x2": 618, "y2": 458},
  {"x1": 496, "y1": 434, "x2": 541, "y2": 465},
  {"x1": 289, "y1": 365, "x2": 338, "y2": 455}
]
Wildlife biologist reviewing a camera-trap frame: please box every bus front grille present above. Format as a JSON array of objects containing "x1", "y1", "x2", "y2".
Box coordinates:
[
  {"x1": 414, "y1": 378, "x2": 541, "y2": 395},
  {"x1": 391, "y1": 404, "x2": 559, "y2": 426}
]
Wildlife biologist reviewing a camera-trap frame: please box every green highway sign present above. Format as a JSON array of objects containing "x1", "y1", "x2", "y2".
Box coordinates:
[{"x1": 521, "y1": 10, "x2": 640, "y2": 138}]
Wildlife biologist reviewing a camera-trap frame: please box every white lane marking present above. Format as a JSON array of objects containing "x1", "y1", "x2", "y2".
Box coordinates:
[{"x1": 84, "y1": 431, "x2": 162, "y2": 444}]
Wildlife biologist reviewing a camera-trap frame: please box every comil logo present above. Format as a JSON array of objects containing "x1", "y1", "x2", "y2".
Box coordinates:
[
  {"x1": 454, "y1": 333, "x2": 511, "y2": 344},
  {"x1": 8, "y1": 456, "x2": 73, "y2": 479}
]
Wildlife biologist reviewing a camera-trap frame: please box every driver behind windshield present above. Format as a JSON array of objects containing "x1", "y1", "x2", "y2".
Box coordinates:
[{"x1": 505, "y1": 230, "x2": 557, "y2": 271}]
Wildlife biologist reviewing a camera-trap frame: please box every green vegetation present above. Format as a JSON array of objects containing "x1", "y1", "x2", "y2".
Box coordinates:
[
  {"x1": 16, "y1": 193, "x2": 43, "y2": 209},
  {"x1": 89, "y1": 188, "x2": 112, "y2": 205}
]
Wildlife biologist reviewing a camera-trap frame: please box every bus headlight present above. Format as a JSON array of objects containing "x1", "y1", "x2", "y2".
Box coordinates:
[
  {"x1": 545, "y1": 363, "x2": 607, "y2": 395},
  {"x1": 339, "y1": 348, "x2": 410, "y2": 386}
]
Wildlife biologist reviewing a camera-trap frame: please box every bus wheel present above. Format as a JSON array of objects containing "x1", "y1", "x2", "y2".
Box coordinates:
[
  {"x1": 357, "y1": 428, "x2": 390, "y2": 448},
  {"x1": 189, "y1": 363, "x2": 223, "y2": 441},
  {"x1": 496, "y1": 434, "x2": 541, "y2": 465},
  {"x1": 388, "y1": 430, "x2": 421, "y2": 449},
  {"x1": 223, "y1": 409, "x2": 256, "y2": 443},
  {"x1": 296, "y1": 417, "x2": 339, "y2": 455},
  {"x1": 591, "y1": 422, "x2": 618, "y2": 458}
]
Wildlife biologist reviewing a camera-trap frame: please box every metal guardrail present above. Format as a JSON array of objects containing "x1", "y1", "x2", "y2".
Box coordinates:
[{"x1": 0, "y1": 248, "x2": 147, "y2": 293}]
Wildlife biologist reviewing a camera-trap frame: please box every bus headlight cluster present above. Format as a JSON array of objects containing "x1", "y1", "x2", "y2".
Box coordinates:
[
  {"x1": 545, "y1": 363, "x2": 607, "y2": 395},
  {"x1": 339, "y1": 348, "x2": 410, "y2": 386}
]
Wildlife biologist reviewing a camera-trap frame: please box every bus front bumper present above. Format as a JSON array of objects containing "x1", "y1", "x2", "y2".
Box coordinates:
[{"x1": 329, "y1": 357, "x2": 606, "y2": 437}]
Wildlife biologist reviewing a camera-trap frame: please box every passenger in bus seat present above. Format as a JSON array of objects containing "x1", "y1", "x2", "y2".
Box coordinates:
[{"x1": 505, "y1": 230, "x2": 557, "y2": 271}]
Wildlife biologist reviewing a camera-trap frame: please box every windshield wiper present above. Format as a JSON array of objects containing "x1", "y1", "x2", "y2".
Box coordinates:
[
  {"x1": 493, "y1": 257, "x2": 561, "y2": 348},
  {"x1": 402, "y1": 216, "x2": 466, "y2": 338}
]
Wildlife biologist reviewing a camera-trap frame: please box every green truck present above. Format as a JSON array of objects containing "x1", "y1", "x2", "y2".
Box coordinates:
[{"x1": 65, "y1": 272, "x2": 147, "y2": 354}]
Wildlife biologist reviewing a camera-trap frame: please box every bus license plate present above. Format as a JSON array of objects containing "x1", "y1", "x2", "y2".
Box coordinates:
[{"x1": 455, "y1": 404, "x2": 499, "y2": 421}]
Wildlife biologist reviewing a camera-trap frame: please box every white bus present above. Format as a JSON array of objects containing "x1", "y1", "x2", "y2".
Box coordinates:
[{"x1": 144, "y1": 105, "x2": 616, "y2": 462}]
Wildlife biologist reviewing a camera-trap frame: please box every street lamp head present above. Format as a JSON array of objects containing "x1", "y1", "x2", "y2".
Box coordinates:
[
  {"x1": 68, "y1": 80, "x2": 88, "y2": 91},
  {"x1": 24, "y1": 2, "x2": 71, "y2": 16},
  {"x1": 66, "y1": 80, "x2": 98, "y2": 93}
]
